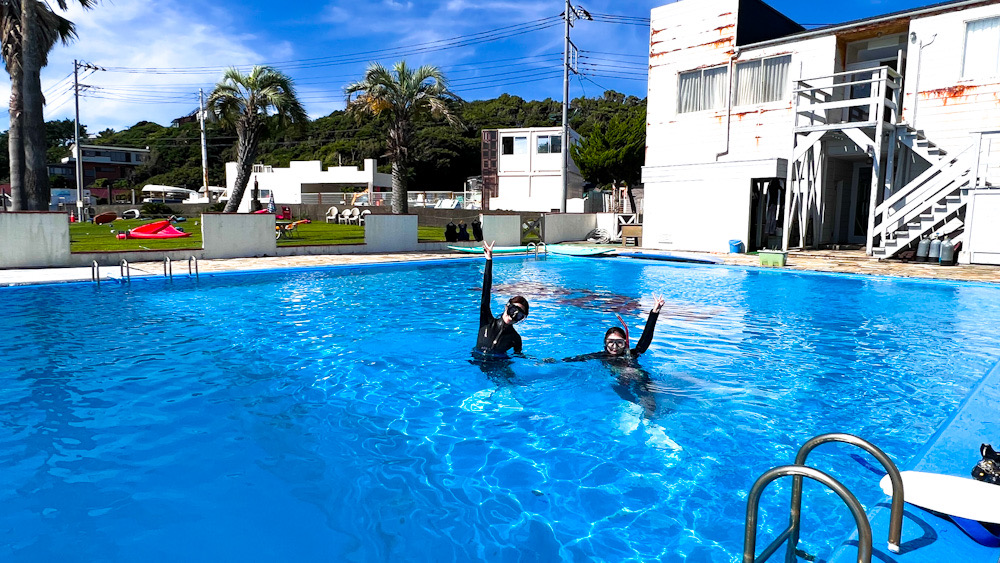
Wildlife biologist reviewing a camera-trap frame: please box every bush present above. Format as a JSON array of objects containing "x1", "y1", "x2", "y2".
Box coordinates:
[
  {"x1": 141, "y1": 202, "x2": 176, "y2": 216},
  {"x1": 206, "y1": 202, "x2": 226, "y2": 212}
]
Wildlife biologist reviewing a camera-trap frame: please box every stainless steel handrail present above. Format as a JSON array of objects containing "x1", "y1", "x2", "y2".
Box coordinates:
[
  {"x1": 788, "y1": 433, "x2": 903, "y2": 558},
  {"x1": 164, "y1": 256, "x2": 172, "y2": 279},
  {"x1": 744, "y1": 465, "x2": 872, "y2": 563},
  {"x1": 91, "y1": 260, "x2": 100, "y2": 286},
  {"x1": 188, "y1": 255, "x2": 199, "y2": 279},
  {"x1": 119, "y1": 259, "x2": 130, "y2": 283}
]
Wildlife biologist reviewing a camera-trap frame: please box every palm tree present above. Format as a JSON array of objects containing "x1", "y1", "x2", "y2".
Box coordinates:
[
  {"x1": 17, "y1": 0, "x2": 95, "y2": 210},
  {"x1": 208, "y1": 65, "x2": 307, "y2": 213},
  {"x1": 345, "y1": 61, "x2": 461, "y2": 214},
  {"x1": 0, "y1": 0, "x2": 78, "y2": 211}
]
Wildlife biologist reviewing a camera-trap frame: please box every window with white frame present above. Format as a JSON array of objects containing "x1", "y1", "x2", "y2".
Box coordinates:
[
  {"x1": 734, "y1": 55, "x2": 792, "y2": 106},
  {"x1": 963, "y1": 16, "x2": 1000, "y2": 78},
  {"x1": 501, "y1": 136, "x2": 528, "y2": 155},
  {"x1": 536, "y1": 134, "x2": 562, "y2": 154},
  {"x1": 677, "y1": 65, "x2": 728, "y2": 113}
]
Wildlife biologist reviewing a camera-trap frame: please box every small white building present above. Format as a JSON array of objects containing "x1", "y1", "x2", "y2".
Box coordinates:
[
  {"x1": 480, "y1": 126, "x2": 585, "y2": 212},
  {"x1": 642, "y1": 0, "x2": 1000, "y2": 263},
  {"x1": 224, "y1": 159, "x2": 391, "y2": 212}
]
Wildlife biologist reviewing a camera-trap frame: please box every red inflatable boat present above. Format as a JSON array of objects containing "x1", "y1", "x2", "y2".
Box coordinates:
[{"x1": 116, "y1": 220, "x2": 191, "y2": 240}]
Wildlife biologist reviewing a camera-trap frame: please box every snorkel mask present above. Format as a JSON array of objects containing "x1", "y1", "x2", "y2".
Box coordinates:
[
  {"x1": 506, "y1": 301, "x2": 526, "y2": 322},
  {"x1": 605, "y1": 313, "x2": 631, "y2": 355}
]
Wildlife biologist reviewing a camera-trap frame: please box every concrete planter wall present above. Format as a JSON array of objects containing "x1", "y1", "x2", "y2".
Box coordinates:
[
  {"x1": 0, "y1": 212, "x2": 71, "y2": 268},
  {"x1": 365, "y1": 214, "x2": 418, "y2": 252},
  {"x1": 202, "y1": 213, "x2": 276, "y2": 259},
  {"x1": 542, "y1": 213, "x2": 597, "y2": 244},
  {"x1": 479, "y1": 214, "x2": 521, "y2": 246}
]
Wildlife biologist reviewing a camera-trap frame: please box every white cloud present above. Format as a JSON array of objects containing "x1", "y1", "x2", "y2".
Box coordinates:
[{"x1": 0, "y1": 0, "x2": 273, "y2": 132}]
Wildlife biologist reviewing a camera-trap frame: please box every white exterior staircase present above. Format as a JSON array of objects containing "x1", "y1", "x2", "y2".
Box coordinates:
[{"x1": 871, "y1": 127, "x2": 973, "y2": 259}]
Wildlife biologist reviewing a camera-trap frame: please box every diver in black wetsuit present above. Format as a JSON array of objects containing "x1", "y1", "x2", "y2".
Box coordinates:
[
  {"x1": 476, "y1": 241, "x2": 529, "y2": 355},
  {"x1": 564, "y1": 296, "x2": 665, "y2": 416}
]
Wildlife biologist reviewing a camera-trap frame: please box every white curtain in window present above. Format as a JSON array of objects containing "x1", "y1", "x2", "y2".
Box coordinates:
[
  {"x1": 703, "y1": 66, "x2": 728, "y2": 111},
  {"x1": 678, "y1": 71, "x2": 702, "y2": 113},
  {"x1": 513, "y1": 136, "x2": 528, "y2": 155},
  {"x1": 761, "y1": 55, "x2": 791, "y2": 103},
  {"x1": 964, "y1": 17, "x2": 1000, "y2": 78},
  {"x1": 734, "y1": 60, "x2": 762, "y2": 106}
]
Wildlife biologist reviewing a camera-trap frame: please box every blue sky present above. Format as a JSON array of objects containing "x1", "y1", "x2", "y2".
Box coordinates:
[{"x1": 0, "y1": 0, "x2": 949, "y2": 132}]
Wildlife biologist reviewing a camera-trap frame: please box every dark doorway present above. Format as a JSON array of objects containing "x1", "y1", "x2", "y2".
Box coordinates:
[{"x1": 748, "y1": 178, "x2": 785, "y2": 251}]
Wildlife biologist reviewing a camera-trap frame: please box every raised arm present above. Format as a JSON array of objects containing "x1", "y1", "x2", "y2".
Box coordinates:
[
  {"x1": 632, "y1": 296, "x2": 665, "y2": 355},
  {"x1": 479, "y1": 241, "x2": 496, "y2": 327}
]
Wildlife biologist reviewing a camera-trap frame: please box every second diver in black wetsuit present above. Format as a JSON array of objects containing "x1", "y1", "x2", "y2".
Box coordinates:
[
  {"x1": 564, "y1": 296, "x2": 665, "y2": 416},
  {"x1": 475, "y1": 240, "x2": 529, "y2": 356}
]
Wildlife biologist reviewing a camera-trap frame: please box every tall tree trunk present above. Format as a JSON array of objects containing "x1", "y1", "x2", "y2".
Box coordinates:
[
  {"x1": 390, "y1": 160, "x2": 407, "y2": 214},
  {"x1": 224, "y1": 123, "x2": 260, "y2": 213},
  {"x1": 8, "y1": 70, "x2": 24, "y2": 211},
  {"x1": 20, "y1": 0, "x2": 49, "y2": 211}
]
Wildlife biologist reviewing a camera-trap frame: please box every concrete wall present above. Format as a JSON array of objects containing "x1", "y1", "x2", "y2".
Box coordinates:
[
  {"x1": 201, "y1": 213, "x2": 276, "y2": 259},
  {"x1": 0, "y1": 212, "x2": 70, "y2": 268},
  {"x1": 596, "y1": 213, "x2": 618, "y2": 240},
  {"x1": 542, "y1": 213, "x2": 597, "y2": 243},
  {"x1": 479, "y1": 214, "x2": 521, "y2": 246},
  {"x1": 365, "y1": 214, "x2": 419, "y2": 252}
]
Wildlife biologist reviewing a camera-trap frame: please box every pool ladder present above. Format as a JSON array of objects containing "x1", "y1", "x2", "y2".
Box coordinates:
[
  {"x1": 163, "y1": 256, "x2": 199, "y2": 280},
  {"x1": 526, "y1": 242, "x2": 546, "y2": 259},
  {"x1": 743, "y1": 433, "x2": 904, "y2": 563}
]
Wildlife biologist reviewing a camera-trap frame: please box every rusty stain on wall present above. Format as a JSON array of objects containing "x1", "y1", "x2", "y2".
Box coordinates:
[
  {"x1": 919, "y1": 84, "x2": 978, "y2": 105},
  {"x1": 714, "y1": 24, "x2": 735, "y2": 35}
]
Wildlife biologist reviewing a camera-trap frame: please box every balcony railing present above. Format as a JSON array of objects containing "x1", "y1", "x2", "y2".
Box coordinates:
[{"x1": 792, "y1": 66, "x2": 902, "y2": 132}]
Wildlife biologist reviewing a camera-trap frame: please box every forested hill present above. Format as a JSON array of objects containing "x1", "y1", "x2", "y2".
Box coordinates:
[{"x1": 6, "y1": 91, "x2": 644, "y2": 193}]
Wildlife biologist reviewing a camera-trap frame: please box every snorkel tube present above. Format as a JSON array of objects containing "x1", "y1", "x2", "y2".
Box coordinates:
[{"x1": 614, "y1": 313, "x2": 631, "y2": 352}]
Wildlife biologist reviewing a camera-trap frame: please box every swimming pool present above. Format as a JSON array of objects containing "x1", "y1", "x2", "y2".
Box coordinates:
[{"x1": 2, "y1": 257, "x2": 999, "y2": 561}]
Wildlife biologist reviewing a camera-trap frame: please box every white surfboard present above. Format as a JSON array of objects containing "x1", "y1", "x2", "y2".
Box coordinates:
[{"x1": 880, "y1": 471, "x2": 1000, "y2": 524}]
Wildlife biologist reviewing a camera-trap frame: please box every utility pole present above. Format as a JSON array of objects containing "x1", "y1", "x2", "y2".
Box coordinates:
[
  {"x1": 199, "y1": 88, "x2": 210, "y2": 203},
  {"x1": 561, "y1": 2, "x2": 590, "y2": 213},
  {"x1": 73, "y1": 60, "x2": 84, "y2": 221}
]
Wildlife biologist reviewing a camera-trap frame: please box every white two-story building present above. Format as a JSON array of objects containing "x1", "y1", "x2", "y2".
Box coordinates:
[
  {"x1": 480, "y1": 126, "x2": 585, "y2": 212},
  {"x1": 224, "y1": 159, "x2": 392, "y2": 212},
  {"x1": 642, "y1": 0, "x2": 1000, "y2": 264}
]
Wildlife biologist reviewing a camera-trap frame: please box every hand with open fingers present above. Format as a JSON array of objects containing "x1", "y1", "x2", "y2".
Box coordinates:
[
  {"x1": 483, "y1": 240, "x2": 495, "y2": 260},
  {"x1": 652, "y1": 295, "x2": 665, "y2": 314}
]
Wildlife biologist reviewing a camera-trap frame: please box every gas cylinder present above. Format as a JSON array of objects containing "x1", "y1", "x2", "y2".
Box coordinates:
[
  {"x1": 928, "y1": 234, "x2": 942, "y2": 263},
  {"x1": 939, "y1": 236, "x2": 955, "y2": 266},
  {"x1": 915, "y1": 235, "x2": 930, "y2": 262}
]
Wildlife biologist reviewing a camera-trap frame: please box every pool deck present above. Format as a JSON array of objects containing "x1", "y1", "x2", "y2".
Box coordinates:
[
  {"x1": 1, "y1": 247, "x2": 998, "y2": 286},
  {"x1": 828, "y1": 358, "x2": 1000, "y2": 563}
]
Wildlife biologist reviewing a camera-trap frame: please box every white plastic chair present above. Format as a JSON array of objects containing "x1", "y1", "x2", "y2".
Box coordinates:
[
  {"x1": 347, "y1": 207, "x2": 361, "y2": 225},
  {"x1": 325, "y1": 206, "x2": 339, "y2": 223},
  {"x1": 359, "y1": 209, "x2": 371, "y2": 226},
  {"x1": 338, "y1": 208, "x2": 352, "y2": 224}
]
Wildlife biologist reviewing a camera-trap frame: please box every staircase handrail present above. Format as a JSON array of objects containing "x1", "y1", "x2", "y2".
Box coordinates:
[
  {"x1": 879, "y1": 172, "x2": 971, "y2": 240},
  {"x1": 875, "y1": 145, "x2": 972, "y2": 224}
]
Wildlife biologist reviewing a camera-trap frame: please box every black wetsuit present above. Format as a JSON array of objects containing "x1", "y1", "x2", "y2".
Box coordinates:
[
  {"x1": 476, "y1": 258, "x2": 522, "y2": 355},
  {"x1": 565, "y1": 310, "x2": 660, "y2": 416}
]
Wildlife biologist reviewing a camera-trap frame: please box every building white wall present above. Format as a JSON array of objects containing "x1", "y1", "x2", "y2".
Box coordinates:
[
  {"x1": 226, "y1": 159, "x2": 391, "y2": 212},
  {"x1": 964, "y1": 189, "x2": 1000, "y2": 265},
  {"x1": 489, "y1": 127, "x2": 584, "y2": 212},
  {"x1": 0, "y1": 213, "x2": 70, "y2": 268},
  {"x1": 903, "y1": 3, "x2": 1000, "y2": 154},
  {"x1": 542, "y1": 213, "x2": 598, "y2": 244},
  {"x1": 643, "y1": 158, "x2": 786, "y2": 252},
  {"x1": 201, "y1": 213, "x2": 276, "y2": 259}
]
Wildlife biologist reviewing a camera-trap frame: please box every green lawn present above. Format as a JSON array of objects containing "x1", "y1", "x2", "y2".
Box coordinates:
[
  {"x1": 70, "y1": 219, "x2": 448, "y2": 252},
  {"x1": 70, "y1": 219, "x2": 203, "y2": 252},
  {"x1": 277, "y1": 222, "x2": 447, "y2": 246}
]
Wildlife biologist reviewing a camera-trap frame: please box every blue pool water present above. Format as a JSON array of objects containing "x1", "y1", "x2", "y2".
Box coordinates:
[{"x1": 2, "y1": 257, "x2": 1000, "y2": 562}]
